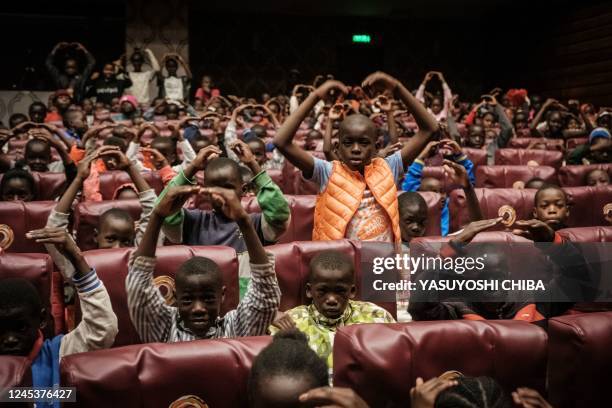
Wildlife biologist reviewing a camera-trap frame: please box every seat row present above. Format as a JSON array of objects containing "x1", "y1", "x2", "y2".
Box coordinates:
[{"x1": 2, "y1": 314, "x2": 610, "y2": 408}]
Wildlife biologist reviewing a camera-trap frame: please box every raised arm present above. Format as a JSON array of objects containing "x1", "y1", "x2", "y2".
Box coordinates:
[
  {"x1": 362, "y1": 71, "x2": 439, "y2": 168},
  {"x1": 529, "y1": 98, "x2": 556, "y2": 135},
  {"x1": 443, "y1": 159, "x2": 482, "y2": 223},
  {"x1": 274, "y1": 80, "x2": 348, "y2": 178},
  {"x1": 323, "y1": 105, "x2": 342, "y2": 161}
]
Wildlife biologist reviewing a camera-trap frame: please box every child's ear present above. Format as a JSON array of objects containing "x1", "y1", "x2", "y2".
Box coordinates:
[
  {"x1": 532, "y1": 207, "x2": 537, "y2": 219},
  {"x1": 349, "y1": 285, "x2": 357, "y2": 300},
  {"x1": 305, "y1": 283, "x2": 313, "y2": 300}
]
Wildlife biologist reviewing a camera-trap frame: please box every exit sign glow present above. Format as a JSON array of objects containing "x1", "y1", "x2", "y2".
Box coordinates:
[{"x1": 352, "y1": 34, "x2": 371, "y2": 43}]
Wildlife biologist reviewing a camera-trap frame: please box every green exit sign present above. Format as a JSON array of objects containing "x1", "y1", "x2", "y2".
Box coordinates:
[{"x1": 352, "y1": 34, "x2": 371, "y2": 43}]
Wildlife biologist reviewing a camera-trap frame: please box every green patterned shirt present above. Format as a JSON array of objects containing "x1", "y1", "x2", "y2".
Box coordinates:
[{"x1": 270, "y1": 300, "x2": 395, "y2": 371}]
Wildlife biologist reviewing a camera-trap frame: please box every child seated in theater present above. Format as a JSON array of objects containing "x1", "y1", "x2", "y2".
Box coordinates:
[
  {"x1": 1, "y1": 227, "x2": 117, "y2": 396},
  {"x1": 274, "y1": 72, "x2": 439, "y2": 244},
  {"x1": 0, "y1": 168, "x2": 36, "y2": 201},
  {"x1": 21, "y1": 128, "x2": 74, "y2": 173},
  {"x1": 269, "y1": 250, "x2": 395, "y2": 372},
  {"x1": 585, "y1": 168, "x2": 610, "y2": 187},
  {"x1": 566, "y1": 127, "x2": 611, "y2": 165},
  {"x1": 398, "y1": 192, "x2": 428, "y2": 246},
  {"x1": 402, "y1": 140, "x2": 476, "y2": 236},
  {"x1": 157, "y1": 143, "x2": 290, "y2": 294},
  {"x1": 526, "y1": 184, "x2": 570, "y2": 238},
  {"x1": 127, "y1": 184, "x2": 280, "y2": 342}
]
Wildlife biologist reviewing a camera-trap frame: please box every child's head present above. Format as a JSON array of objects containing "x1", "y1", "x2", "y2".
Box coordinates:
[
  {"x1": 190, "y1": 135, "x2": 212, "y2": 154},
  {"x1": 524, "y1": 177, "x2": 546, "y2": 190},
  {"x1": 165, "y1": 57, "x2": 178, "y2": 76},
  {"x1": 9, "y1": 113, "x2": 28, "y2": 129},
  {"x1": 165, "y1": 103, "x2": 180, "y2": 120},
  {"x1": 96, "y1": 208, "x2": 135, "y2": 249},
  {"x1": 305, "y1": 130, "x2": 322, "y2": 151},
  {"x1": 307, "y1": 251, "x2": 356, "y2": 319},
  {"x1": 130, "y1": 49, "x2": 144, "y2": 71},
  {"x1": 336, "y1": 114, "x2": 378, "y2": 172},
  {"x1": 102, "y1": 63, "x2": 115, "y2": 79},
  {"x1": 588, "y1": 127, "x2": 611, "y2": 163},
  {"x1": 101, "y1": 137, "x2": 128, "y2": 170},
  {"x1": 25, "y1": 138, "x2": 52, "y2": 172},
  {"x1": 0, "y1": 168, "x2": 36, "y2": 202},
  {"x1": 250, "y1": 124, "x2": 268, "y2": 139},
  {"x1": 435, "y1": 376, "x2": 511, "y2": 408},
  {"x1": 248, "y1": 329, "x2": 328, "y2": 408},
  {"x1": 63, "y1": 109, "x2": 87, "y2": 134},
  {"x1": 119, "y1": 95, "x2": 138, "y2": 115},
  {"x1": 512, "y1": 111, "x2": 528, "y2": 130},
  {"x1": 481, "y1": 112, "x2": 496, "y2": 129},
  {"x1": 64, "y1": 58, "x2": 79, "y2": 77},
  {"x1": 586, "y1": 169, "x2": 610, "y2": 187},
  {"x1": 54, "y1": 90, "x2": 72, "y2": 112},
  {"x1": 546, "y1": 110, "x2": 564, "y2": 136},
  {"x1": 151, "y1": 136, "x2": 178, "y2": 165},
  {"x1": 398, "y1": 192, "x2": 428, "y2": 243},
  {"x1": 533, "y1": 184, "x2": 569, "y2": 230},
  {"x1": 204, "y1": 158, "x2": 244, "y2": 208},
  {"x1": 0, "y1": 278, "x2": 44, "y2": 356},
  {"x1": 82, "y1": 98, "x2": 94, "y2": 115},
  {"x1": 175, "y1": 256, "x2": 225, "y2": 337},
  {"x1": 466, "y1": 125, "x2": 485, "y2": 148},
  {"x1": 245, "y1": 136, "x2": 267, "y2": 166},
  {"x1": 430, "y1": 96, "x2": 443, "y2": 115},
  {"x1": 419, "y1": 177, "x2": 444, "y2": 198}
]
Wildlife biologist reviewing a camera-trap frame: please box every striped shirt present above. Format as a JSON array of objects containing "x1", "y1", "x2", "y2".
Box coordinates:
[{"x1": 126, "y1": 253, "x2": 280, "y2": 343}]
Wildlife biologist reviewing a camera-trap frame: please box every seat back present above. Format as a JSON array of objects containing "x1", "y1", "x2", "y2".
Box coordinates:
[
  {"x1": 463, "y1": 147, "x2": 488, "y2": 167},
  {"x1": 508, "y1": 138, "x2": 565, "y2": 151},
  {"x1": 73, "y1": 200, "x2": 143, "y2": 251},
  {"x1": 557, "y1": 164, "x2": 612, "y2": 187},
  {"x1": 333, "y1": 321, "x2": 548, "y2": 408},
  {"x1": 566, "y1": 137, "x2": 588, "y2": 150},
  {"x1": 476, "y1": 165, "x2": 557, "y2": 188},
  {"x1": 495, "y1": 148, "x2": 564, "y2": 168},
  {"x1": 81, "y1": 246, "x2": 239, "y2": 347},
  {"x1": 98, "y1": 171, "x2": 164, "y2": 200},
  {"x1": 0, "y1": 201, "x2": 56, "y2": 252},
  {"x1": 60, "y1": 336, "x2": 271, "y2": 408},
  {"x1": 564, "y1": 186, "x2": 612, "y2": 228},
  {"x1": 547, "y1": 312, "x2": 612, "y2": 408},
  {"x1": 267, "y1": 240, "x2": 397, "y2": 318},
  {"x1": 0, "y1": 356, "x2": 32, "y2": 391},
  {"x1": 556, "y1": 226, "x2": 612, "y2": 242}
]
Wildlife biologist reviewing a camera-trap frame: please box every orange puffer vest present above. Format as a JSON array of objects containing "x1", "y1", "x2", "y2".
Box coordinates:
[{"x1": 312, "y1": 158, "x2": 401, "y2": 243}]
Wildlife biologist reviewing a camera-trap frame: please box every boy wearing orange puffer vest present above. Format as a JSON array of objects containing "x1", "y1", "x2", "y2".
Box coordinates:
[{"x1": 273, "y1": 72, "x2": 439, "y2": 244}]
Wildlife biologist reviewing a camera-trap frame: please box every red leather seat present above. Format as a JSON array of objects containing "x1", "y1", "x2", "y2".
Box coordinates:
[
  {"x1": 476, "y1": 165, "x2": 557, "y2": 188},
  {"x1": 98, "y1": 170, "x2": 164, "y2": 200},
  {"x1": 508, "y1": 138, "x2": 565, "y2": 151},
  {"x1": 564, "y1": 186, "x2": 612, "y2": 228},
  {"x1": 333, "y1": 321, "x2": 547, "y2": 408},
  {"x1": 463, "y1": 147, "x2": 488, "y2": 167},
  {"x1": 81, "y1": 246, "x2": 239, "y2": 347},
  {"x1": 73, "y1": 200, "x2": 143, "y2": 251},
  {"x1": 416, "y1": 191, "x2": 444, "y2": 236},
  {"x1": 495, "y1": 148, "x2": 564, "y2": 169},
  {"x1": 0, "y1": 252, "x2": 63, "y2": 335},
  {"x1": 1, "y1": 172, "x2": 67, "y2": 201},
  {"x1": 267, "y1": 240, "x2": 397, "y2": 318},
  {"x1": 547, "y1": 312, "x2": 612, "y2": 408},
  {"x1": 566, "y1": 138, "x2": 588, "y2": 150},
  {"x1": 281, "y1": 162, "x2": 319, "y2": 195},
  {"x1": 557, "y1": 164, "x2": 612, "y2": 187},
  {"x1": 0, "y1": 356, "x2": 32, "y2": 391},
  {"x1": 60, "y1": 336, "x2": 271, "y2": 408},
  {"x1": 0, "y1": 201, "x2": 56, "y2": 253},
  {"x1": 556, "y1": 226, "x2": 612, "y2": 242}
]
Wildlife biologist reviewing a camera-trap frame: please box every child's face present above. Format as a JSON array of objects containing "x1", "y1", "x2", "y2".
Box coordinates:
[
  {"x1": 166, "y1": 59, "x2": 178, "y2": 76},
  {"x1": 176, "y1": 274, "x2": 223, "y2": 338},
  {"x1": 166, "y1": 105, "x2": 179, "y2": 120},
  {"x1": 0, "y1": 304, "x2": 41, "y2": 356},
  {"x1": 152, "y1": 140, "x2": 177, "y2": 164},
  {"x1": 29, "y1": 106, "x2": 47, "y2": 123},
  {"x1": 1, "y1": 178, "x2": 34, "y2": 202},
  {"x1": 513, "y1": 114, "x2": 527, "y2": 130},
  {"x1": 64, "y1": 59, "x2": 78, "y2": 77},
  {"x1": 251, "y1": 375, "x2": 315, "y2": 408},
  {"x1": 96, "y1": 217, "x2": 135, "y2": 249},
  {"x1": 419, "y1": 177, "x2": 444, "y2": 197},
  {"x1": 337, "y1": 123, "x2": 377, "y2": 173},
  {"x1": 204, "y1": 166, "x2": 243, "y2": 212},
  {"x1": 586, "y1": 169, "x2": 610, "y2": 187},
  {"x1": 467, "y1": 126, "x2": 485, "y2": 148},
  {"x1": 534, "y1": 188, "x2": 569, "y2": 229},
  {"x1": 56, "y1": 95, "x2": 72, "y2": 110},
  {"x1": 121, "y1": 101, "x2": 135, "y2": 114},
  {"x1": 191, "y1": 138, "x2": 212, "y2": 154},
  {"x1": 430, "y1": 98, "x2": 443, "y2": 114},
  {"x1": 67, "y1": 111, "x2": 87, "y2": 133},
  {"x1": 482, "y1": 113, "x2": 495, "y2": 129},
  {"x1": 116, "y1": 188, "x2": 139, "y2": 200},
  {"x1": 26, "y1": 142, "x2": 51, "y2": 172},
  {"x1": 306, "y1": 265, "x2": 355, "y2": 319},
  {"x1": 103, "y1": 64, "x2": 115, "y2": 79},
  {"x1": 246, "y1": 140, "x2": 267, "y2": 166},
  {"x1": 399, "y1": 203, "x2": 428, "y2": 243},
  {"x1": 131, "y1": 54, "x2": 144, "y2": 71},
  {"x1": 547, "y1": 112, "x2": 564, "y2": 135}
]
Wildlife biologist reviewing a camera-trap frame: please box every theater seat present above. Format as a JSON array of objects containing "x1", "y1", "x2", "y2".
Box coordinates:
[
  {"x1": 475, "y1": 165, "x2": 557, "y2": 188},
  {"x1": 415, "y1": 191, "x2": 444, "y2": 236},
  {"x1": 267, "y1": 240, "x2": 397, "y2": 318},
  {"x1": 333, "y1": 321, "x2": 547, "y2": 407},
  {"x1": 547, "y1": 312, "x2": 612, "y2": 408},
  {"x1": 0, "y1": 172, "x2": 67, "y2": 201},
  {"x1": 0, "y1": 356, "x2": 31, "y2": 392},
  {"x1": 463, "y1": 148, "x2": 488, "y2": 167},
  {"x1": 495, "y1": 148, "x2": 564, "y2": 169},
  {"x1": 0, "y1": 201, "x2": 56, "y2": 253},
  {"x1": 564, "y1": 186, "x2": 612, "y2": 228},
  {"x1": 73, "y1": 200, "x2": 143, "y2": 251},
  {"x1": 556, "y1": 226, "x2": 612, "y2": 242},
  {"x1": 81, "y1": 246, "x2": 239, "y2": 347},
  {"x1": 60, "y1": 336, "x2": 271, "y2": 408},
  {"x1": 557, "y1": 164, "x2": 612, "y2": 187},
  {"x1": 508, "y1": 138, "x2": 565, "y2": 150},
  {"x1": 98, "y1": 170, "x2": 164, "y2": 200},
  {"x1": 0, "y1": 252, "x2": 63, "y2": 335},
  {"x1": 566, "y1": 138, "x2": 588, "y2": 150}
]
